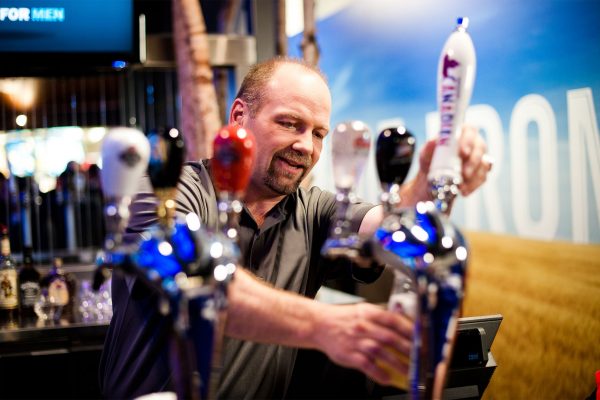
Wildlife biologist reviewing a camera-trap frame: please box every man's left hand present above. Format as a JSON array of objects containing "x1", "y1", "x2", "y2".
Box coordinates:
[{"x1": 418, "y1": 125, "x2": 493, "y2": 197}]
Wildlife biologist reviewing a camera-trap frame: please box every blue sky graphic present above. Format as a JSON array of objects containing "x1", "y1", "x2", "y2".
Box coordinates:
[{"x1": 289, "y1": 0, "x2": 600, "y2": 243}]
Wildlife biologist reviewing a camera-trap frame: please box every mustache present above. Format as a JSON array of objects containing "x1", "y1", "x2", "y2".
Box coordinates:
[{"x1": 273, "y1": 149, "x2": 312, "y2": 169}]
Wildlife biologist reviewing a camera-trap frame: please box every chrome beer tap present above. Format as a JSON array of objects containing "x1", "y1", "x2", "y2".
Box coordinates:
[
  {"x1": 369, "y1": 53, "x2": 472, "y2": 398},
  {"x1": 211, "y1": 124, "x2": 255, "y2": 266},
  {"x1": 200, "y1": 123, "x2": 255, "y2": 397},
  {"x1": 370, "y1": 201, "x2": 468, "y2": 400},
  {"x1": 96, "y1": 122, "x2": 255, "y2": 400},
  {"x1": 139, "y1": 124, "x2": 255, "y2": 400},
  {"x1": 318, "y1": 118, "x2": 469, "y2": 398},
  {"x1": 136, "y1": 126, "x2": 214, "y2": 400},
  {"x1": 370, "y1": 23, "x2": 477, "y2": 395},
  {"x1": 321, "y1": 120, "x2": 372, "y2": 259},
  {"x1": 93, "y1": 127, "x2": 150, "y2": 290}
]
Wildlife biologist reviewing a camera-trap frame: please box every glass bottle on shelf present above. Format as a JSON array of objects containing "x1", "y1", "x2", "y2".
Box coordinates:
[
  {"x1": 18, "y1": 246, "x2": 41, "y2": 324},
  {"x1": 0, "y1": 224, "x2": 19, "y2": 328},
  {"x1": 40, "y1": 257, "x2": 75, "y2": 322}
]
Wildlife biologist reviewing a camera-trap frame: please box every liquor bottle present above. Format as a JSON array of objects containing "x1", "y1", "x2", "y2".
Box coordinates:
[
  {"x1": 0, "y1": 224, "x2": 19, "y2": 327},
  {"x1": 40, "y1": 257, "x2": 74, "y2": 321},
  {"x1": 18, "y1": 246, "x2": 41, "y2": 323}
]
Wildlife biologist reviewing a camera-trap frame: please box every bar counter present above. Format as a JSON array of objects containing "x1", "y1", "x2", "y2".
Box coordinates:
[
  {"x1": 0, "y1": 318, "x2": 108, "y2": 356},
  {"x1": 0, "y1": 317, "x2": 108, "y2": 399},
  {"x1": 1, "y1": 258, "x2": 109, "y2": 400}
]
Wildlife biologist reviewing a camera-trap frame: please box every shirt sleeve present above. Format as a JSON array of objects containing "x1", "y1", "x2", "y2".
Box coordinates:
[
  {"x1": 123, "y1": 176, "x2": 158, "y2": 244},
  {"x1": 124, "y1": 162, "x2": 218, "y2": 244}
]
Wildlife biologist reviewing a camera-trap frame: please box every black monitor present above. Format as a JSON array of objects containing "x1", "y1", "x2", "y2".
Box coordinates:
[
  {"x1": 379, "y1": 314, "x2": 503, "y2": 400},
  {"x1": 0, "y1": 0, "x2": 139, "y2": 75},
  {"x1": 443, "y1": 314, "x2": 503, "y2": 400}
]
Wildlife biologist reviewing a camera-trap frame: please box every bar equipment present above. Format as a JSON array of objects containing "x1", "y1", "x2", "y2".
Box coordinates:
[
  {"x1": 204, "y1": 123, "x2": 256, "y2": 393},
  {"x1": 92, "y1": 127, "x2": 151, "y2": 291},
  {"x1": 136, "y1": 126, "x2": 210, "y2": 399},
  {"x1": 321, "y1": 120, "x2": 372, "y2": 259},
  {"x1": 375, "y1": 126, "x2": 416, "y2": 212},
  {"x1": 99, "y1": 127, "x2": 151, "y2": 254},
  {"x1": 371, "y1": 19, "x2": 477, "y2": 387},
  {"x1": 95, "y1": 124, "x2": 254, "y2": 400},
  {"x1": 370, "y1": 23, "x2": 477, "y2": 395},
  {"x1": 428, "y1": 17, "x2": 476, "y2": 213},
  {"x1": 136, "y1": 124, "x2": 254, "y2": 400},
  {"x1": 210, "y1": 124, "x2": 255, "y2": 287},
  {"x1": 321, "y1": 119, "x2": 468, "y2": 399},
  {"x1": 369, "y1": 197, "x2": 468, "y2": 400}
]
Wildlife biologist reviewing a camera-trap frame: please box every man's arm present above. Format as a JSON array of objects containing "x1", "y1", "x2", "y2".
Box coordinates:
[{"x1": 225, "y1": 268, "x2": 412, "y2": 385}]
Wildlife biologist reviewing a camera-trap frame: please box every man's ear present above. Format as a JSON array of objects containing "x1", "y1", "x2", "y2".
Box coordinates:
[{"x1": 229, "y1": 98, "x2": 246, "y2": 125}]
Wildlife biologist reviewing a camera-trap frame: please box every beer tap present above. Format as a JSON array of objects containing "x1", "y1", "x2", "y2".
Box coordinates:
[
  {"x1": 96, "y1": 122, "x2": 255, "y2": 400},
  {"x1": 134, "y1": 126, "x2": 204, "y2": 299},
  {"x1": 370, "y1": 130, "x2": 469, "y2": 398},
  {"x1": 428, "y1": 17, "x2": 477, "y2": 213},
  {"x1": 321, "y1": 120, "x2": 371, "y2": 259},
  {"x1": 93, "y1": 127, "x2": 150, "y2": 290},
  {"x1": 211, "y1": 123, "x2": 255, "y2": 265},
  {"x1": 370, "y1": 23, "x2": 477, "y2": 394},
  {"x1": 191, "y1": 123, "x2": 255, "y2": 399},
  {"x1": 370, "y1": 200, "x2": 468, "y2": 399},
  {"x1": 318, "y1": 118, "x2": 468, "y2": 398},
  {"x1": 210, "y1": 122, "x2": 255, "y2": 317},
  {"x1": 375, "y1": 126, "x2": 416, "y2": 212},
  {"x1": 148, "y1": 127, "x2": 186, "y2": 231},
  {"x1": 136, "y1": 124, "x2": 254, "y2": 400}
]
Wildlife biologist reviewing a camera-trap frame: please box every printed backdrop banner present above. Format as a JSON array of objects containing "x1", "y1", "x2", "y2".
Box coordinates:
[{"x1": 289, "y1": 0, "x2": 600, "y2": 244}]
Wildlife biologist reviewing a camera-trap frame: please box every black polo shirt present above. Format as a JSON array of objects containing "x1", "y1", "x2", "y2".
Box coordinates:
[{"x1": 99, "y1": 161, "x2": 380, "y2": 399}]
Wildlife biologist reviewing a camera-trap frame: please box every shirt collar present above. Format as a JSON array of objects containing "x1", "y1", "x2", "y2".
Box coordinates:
[{"x1": 240, "y1": 191, "x2": 295, "y2": 231}]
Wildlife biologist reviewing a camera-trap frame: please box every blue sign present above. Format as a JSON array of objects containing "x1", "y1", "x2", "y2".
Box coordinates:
[{"x1": 289, "y1": 0, "x2": 600, "y2": 243}]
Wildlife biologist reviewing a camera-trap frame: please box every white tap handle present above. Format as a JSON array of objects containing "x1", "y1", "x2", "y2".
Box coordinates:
[
  {"x1": 428, "y1": 17, "x2": 477, "y2": 185},
  {"x1": 101, "y1": 127, "x2": 151, "y2": 199},
  {"x1": 331, "y1": 120, "x2": 371, "y2": 191}
]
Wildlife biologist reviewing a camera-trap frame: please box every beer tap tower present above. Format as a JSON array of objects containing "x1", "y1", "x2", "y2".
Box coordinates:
[
  {"x1": 322, "y1": 17, "x2": 476, "y2": 400},
  {"x1": 97, "y1": 124, "x2": 254, "y2": 400},
  {"x1": 370, "y1": 134, "x2": 468, "y2": 399}
]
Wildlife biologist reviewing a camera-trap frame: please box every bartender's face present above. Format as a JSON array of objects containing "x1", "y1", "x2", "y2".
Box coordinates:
[{"x1": 232, "y1": 63, "x2": 331, "y2": 197}]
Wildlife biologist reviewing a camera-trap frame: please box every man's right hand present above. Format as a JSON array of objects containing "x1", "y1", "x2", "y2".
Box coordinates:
[
  {"x1": 226, "y1": 269, "x2": 413, "y2": 387},
  {"x1": 312, "y1": 302, "x2": 413, "y2": 386}
]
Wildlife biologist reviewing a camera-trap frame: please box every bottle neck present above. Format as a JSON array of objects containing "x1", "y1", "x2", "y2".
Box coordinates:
[{"x1": 22, "y1": 248, "x2": 34, "y2": 269}]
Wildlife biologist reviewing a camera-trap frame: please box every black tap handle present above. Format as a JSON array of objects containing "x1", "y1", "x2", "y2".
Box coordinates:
[
  {"x1": 148, "y1": 127, "x2": 186, "y2": 190},
  {"x1": 375, "y1": 126, "x2": 416, "y2": 188}
]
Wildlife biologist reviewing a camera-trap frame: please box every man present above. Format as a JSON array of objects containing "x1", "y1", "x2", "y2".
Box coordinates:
[{"x1": 99, "y1": 57, "x2": 491, "y2": 399}]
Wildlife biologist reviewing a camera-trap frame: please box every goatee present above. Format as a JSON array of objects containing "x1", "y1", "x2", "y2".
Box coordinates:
[{"x1": 264, "y1": 149, "x2": 312, "y2": 195}]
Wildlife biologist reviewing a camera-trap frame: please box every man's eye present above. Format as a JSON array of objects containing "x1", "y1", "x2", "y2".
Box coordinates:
[
  {"x1": 279, "y1": 121, "x2": 296, "y2": 129},
  {"x1": 313, "y1": 131, "x2": 324, "y2": 140}
]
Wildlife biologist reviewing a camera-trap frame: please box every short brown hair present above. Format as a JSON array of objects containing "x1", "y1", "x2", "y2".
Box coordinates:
[{"x1": 235, "y1": 57, "x2": 327, "y2": 116}]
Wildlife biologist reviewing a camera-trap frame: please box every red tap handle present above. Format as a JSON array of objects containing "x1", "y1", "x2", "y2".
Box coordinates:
[{"x1": 212, "y1": 124, "x2": 255, "y2": 196}]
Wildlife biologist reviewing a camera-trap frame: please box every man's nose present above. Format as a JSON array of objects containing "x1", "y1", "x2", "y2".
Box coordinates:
[{"x1": 291, "y1": 130, "x2": 313, "y2": 156}]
